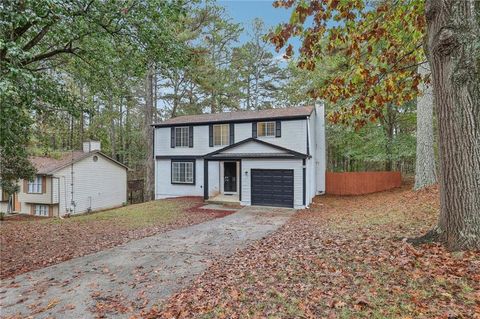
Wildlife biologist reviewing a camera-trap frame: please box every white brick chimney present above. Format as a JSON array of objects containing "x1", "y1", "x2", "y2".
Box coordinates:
[{"x1": 82, "y1": 140, "x2": 101, "y2": 153}]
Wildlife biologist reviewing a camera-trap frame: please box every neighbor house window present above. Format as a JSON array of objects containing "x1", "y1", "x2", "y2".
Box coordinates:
[
  {"x1": 34, "y1": 204, "x2": 49, "y2": 217},
  {"x1": 171, "y1": 161, "x2": 195, "y2": 184},
  {"x1": 213, "y1": 124, "x2": 229, "y2": 146},
  {"x1": 257, "y1": 121, "x2": 276, "y2": 137},
  {"x1": 27, "y1": 176, "x2": 42, "y2": 193},
  {"x1": 175, "y1": 126, "x2": 189, "y2": 147}
]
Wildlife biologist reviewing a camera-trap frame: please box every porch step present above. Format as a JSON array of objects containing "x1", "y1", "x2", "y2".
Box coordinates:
[{"x1": 205, "y1": 199, "x2": 240, "y2": 206}]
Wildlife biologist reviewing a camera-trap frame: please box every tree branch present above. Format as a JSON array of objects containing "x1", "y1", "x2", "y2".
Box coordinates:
[
  {"x1": 20, "y1": 42, "x2": 78, "y2": 66},
  {"x1": 22, "y1": 24, "x2": 52, "y2": 51}
]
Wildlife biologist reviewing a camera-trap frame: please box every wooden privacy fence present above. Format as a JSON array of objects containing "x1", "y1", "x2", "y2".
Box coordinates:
[{"x1": 326, "y1": 171, "x2": 402, "y2": 195}]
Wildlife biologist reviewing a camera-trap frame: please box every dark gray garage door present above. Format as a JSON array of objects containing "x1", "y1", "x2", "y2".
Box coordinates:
[{"x1": 251, "y1": 169, "x2": 294, "y2": 208}]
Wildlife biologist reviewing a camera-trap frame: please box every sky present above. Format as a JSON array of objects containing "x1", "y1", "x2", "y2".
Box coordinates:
[{"x1": 217, "y1": 0, "x2": 300, "y2": 55}]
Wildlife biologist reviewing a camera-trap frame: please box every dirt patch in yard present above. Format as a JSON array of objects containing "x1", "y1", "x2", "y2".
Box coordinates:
[
  {"x1": 0, "y1": 197, "x2": 234, "y2": 279},
  {"x1": 144, "y1": 186, "x2": 480, "y2": 319}
]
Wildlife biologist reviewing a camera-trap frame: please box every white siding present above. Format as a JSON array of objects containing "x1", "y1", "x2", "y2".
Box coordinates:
[
  {"x1": 256, "y1": 120, "x2": 307, "y2": 154},
  {"x1": 208, "y1": 161, "x2": 220, "y2": 196},
  {"x1": 240, "y1": 159, "x2": 305, "y2": 209},
  {"x1": 223, "y1": 140, "x2": 287, "y2": 154},
  {"x1": 234, "y1": 123, "x2": 252, "y2": 141},
  {"x1": 55, "y1": 154, "x2": 127, "y2": 215},
  {"x1": 154, "y1": 119, "x2": 308, "y2": 157},
  {"x1": 153, "y1": 111, "x2": 326, "y2": 209},
  {"x1": 155, "y1": 159, "x2": 204, "y2": 198},
  {"x1": 155, "y1": 125, "x2": 225, "y2": 156}
]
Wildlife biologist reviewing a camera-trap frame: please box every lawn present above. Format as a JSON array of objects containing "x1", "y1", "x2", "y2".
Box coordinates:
[
  {"x1": 0, "y1": 197, "x2": 232, "y2": 279},
  {"x1": 144, "y1": 186, "x2": 480, "y2": 319}
]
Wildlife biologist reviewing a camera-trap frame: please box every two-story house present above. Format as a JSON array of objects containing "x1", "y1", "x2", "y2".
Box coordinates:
[
  {"x1": 153, "y1": 105, "x2": 326, "y2": 209},
  {"x1": 0, "y1": 141, "x2": 128, "y2": 217}
]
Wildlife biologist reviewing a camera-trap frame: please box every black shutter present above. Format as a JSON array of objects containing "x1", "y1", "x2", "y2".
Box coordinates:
[
  {"x1": 189, "y1": 126, "x2": 194, "y2": 147},
  {"x1": 170, "y1": 127, "x2": 175, "y2": 148},
  {"x1": 275, "y1": 120, "x2": 281, "y2": 137},
  {"x1": 252, "y1": 122, "x2": 257, "y2": 138},
  {"x1": 229, "y1": 123, "x2": 234, "y2": 145},
  {"x1": 209, "y1": 125, "x2": 213, "y2": 147}
]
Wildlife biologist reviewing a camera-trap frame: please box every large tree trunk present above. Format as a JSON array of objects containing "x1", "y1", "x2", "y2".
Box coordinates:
[
  {"x1": 414, "y1": 63, "x2": 437, "y2": 190},
  {"x1": 426, "y1": 0, "x2": 480, "y2": 250},
  {"x1": 144, "y1": 65, "x2": 155, "y2": 202}
]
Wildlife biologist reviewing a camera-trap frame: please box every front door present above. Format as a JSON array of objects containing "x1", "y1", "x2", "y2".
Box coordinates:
[{"x1": 223, "y1": 162, "x2": 237, "y2": 193}]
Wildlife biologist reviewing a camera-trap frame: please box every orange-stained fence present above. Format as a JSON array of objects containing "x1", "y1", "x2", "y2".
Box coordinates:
[{"x1": 326, "y1": 171, "x2": 402, "y2": 195}]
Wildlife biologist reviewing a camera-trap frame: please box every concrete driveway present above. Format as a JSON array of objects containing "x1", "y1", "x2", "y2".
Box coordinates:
[{"x1": 0, "y1": 206, "x2": 294, "y2": 318}]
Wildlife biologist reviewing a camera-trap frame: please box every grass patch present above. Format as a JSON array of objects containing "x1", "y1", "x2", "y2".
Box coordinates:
[{"x1": 46, "y1": 200, "x2": 190, "y2": 229}]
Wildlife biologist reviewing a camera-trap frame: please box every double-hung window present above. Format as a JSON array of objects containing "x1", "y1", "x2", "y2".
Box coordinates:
[
  {"x1": 257, "y1": 121, "x2": 276, "y2": 137},
  {"x1": 213, "y1": 124, "x2": 229, "y2": 146},
  {"x1": 28, "y1": 176, "x2": 42, "y2": 193},
  {"x1": 34, "y1": 204, "x2": 49, "y2": 216},
  {"x1": 171, "y1": 161, "x2": 195, "y2": 184},
  {"x1": 175, "y1": 126, "x2": 189, "y2": 147}
]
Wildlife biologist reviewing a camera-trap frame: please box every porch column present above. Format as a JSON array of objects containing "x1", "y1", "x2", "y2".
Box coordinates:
[{"x1": 204, "y1": 159, "x2": 209, "y2": 200}]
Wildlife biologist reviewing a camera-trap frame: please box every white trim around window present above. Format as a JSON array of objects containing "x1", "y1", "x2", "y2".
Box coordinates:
[
  {"x1": 171, "y1": 160, "x2": 195, "y2": 184},
  {"x1": 28, "y1": 176, "x2": 43, "y2": 193},
  {"x1": 213, "y1": 124, "x2": 230, "y2": 146},
  {"x1": 34, "y1": 204, "x2": 49, "y2": 217},
  {"x1": 257, "y1": 121, "x2": 276, "y2": 137},
  {"x1": 174, "y1": 126, "x2": 189, "y2": 147}
]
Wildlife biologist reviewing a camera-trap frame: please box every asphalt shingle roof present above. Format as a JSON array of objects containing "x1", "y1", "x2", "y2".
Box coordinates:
[
  {"x1": 153, "y1": 106, "x2": 314, "y2": 127},
  {"x1": 30, "y1": 151, "x2": 128, "y2": 175}
]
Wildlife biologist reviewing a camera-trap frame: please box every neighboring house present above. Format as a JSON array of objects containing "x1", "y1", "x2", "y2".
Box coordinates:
[
  {"x1": 153, "y1": 105, "x2": 326, "y2": 209},
  {"x1": 0, "y1": 141, "x2": 128, "y2": 217}
]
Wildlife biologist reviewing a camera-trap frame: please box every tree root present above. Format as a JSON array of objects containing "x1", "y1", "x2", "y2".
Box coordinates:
[{"x1": 406, "y1": 227, "x2": 442, "y2": 245}]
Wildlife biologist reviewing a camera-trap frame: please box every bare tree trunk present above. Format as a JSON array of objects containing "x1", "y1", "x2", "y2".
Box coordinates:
[
  {"x1": 414, "y1": 63, "x2": 437, "y2": 190},
  {"x1": 79, "y1": 84, "x2": 85, "y2": 146},
  {"x1": 144, "y1": 65, "x2": 155, "y2": 202},
  {"x1": 108, "y1": 95, "x2": 116, "y2": 159},
  {"x1": 426, "y1": 0, "x2": 480, "y2": 250},
  {"x1": 125, "y1": 95, "x2": 132, "y2": 166},
  {"x1": 119, "y1": 98, "x2": 124, "y2": 163}
]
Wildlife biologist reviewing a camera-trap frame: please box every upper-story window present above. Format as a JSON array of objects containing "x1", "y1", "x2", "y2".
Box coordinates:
[
  {"x1": 27, "y1": 176, "x2": 43, "y2": 193},
  {"x1": 257, "y1": 121, "x2": 276, "y2": 137},
  {"x1": 213, "y1": 124, "x2": 229, "y2": 146},
  {"x1": 175, "y1": 126, "x2": 189, "y2": 147}
]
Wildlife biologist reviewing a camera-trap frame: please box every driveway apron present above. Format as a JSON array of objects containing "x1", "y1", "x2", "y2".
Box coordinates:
[{"x1": 0, "y1": 206, "x2": 294, "y2": 318}]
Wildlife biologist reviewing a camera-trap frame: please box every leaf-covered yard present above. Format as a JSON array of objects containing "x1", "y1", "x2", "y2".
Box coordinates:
[
  {"x1": 145, "y1": 186, "x2": 479, "y2": 319},
  {"x1": 0, "y1": 198, "x2": 232, "y2": 279}
]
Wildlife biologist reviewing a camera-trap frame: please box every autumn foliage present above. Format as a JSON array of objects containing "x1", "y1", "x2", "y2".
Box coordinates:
[
  {"x1": 144, "y1": 186, "x2": 479, "y2": 318},
  {"x1": 270, "y1": 0, "x2": 427, "y2": 128}
]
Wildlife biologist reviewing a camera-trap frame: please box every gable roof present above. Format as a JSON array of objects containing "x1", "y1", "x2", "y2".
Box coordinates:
[
  {"x1": 153, "y1": 106, "x2": 314, "y2": 127},
  {"x1": 30, "y1": 150, "x2": 128, "y2": 175},
  {"x1": 204, "y1": 138, "x2": 309, "y2": 160}
]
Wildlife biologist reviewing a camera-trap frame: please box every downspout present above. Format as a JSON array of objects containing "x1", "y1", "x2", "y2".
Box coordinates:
[
  {"x1": 306, "y1": 116, "x2": 311, "y2": 157},
  {"x1": 305, "y1": 116, "x2": 311, "y2": 207}
]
